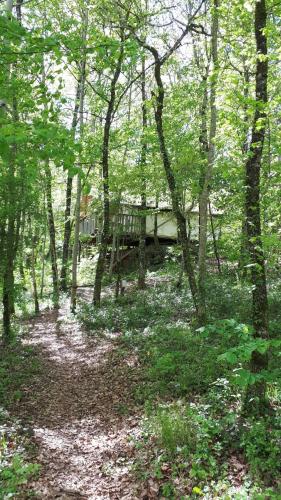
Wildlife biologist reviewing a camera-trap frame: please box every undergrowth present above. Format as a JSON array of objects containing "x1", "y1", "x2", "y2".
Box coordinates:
[
  {"x1": 79, "y1": 266, "x2": 281, "y2": 498},
  {"x1": 0, "y1": 342, "x2": 41, "y2": 498}
]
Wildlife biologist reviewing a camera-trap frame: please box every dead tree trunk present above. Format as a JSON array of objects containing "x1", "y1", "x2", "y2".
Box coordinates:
[{"x1": 243, "y1": 0, "x2": 269, "y2": 415}]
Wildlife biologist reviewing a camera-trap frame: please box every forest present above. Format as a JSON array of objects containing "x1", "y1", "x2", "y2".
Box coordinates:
[{"x1": 0, "y1": 0, "x2": 280, "y2": 498}]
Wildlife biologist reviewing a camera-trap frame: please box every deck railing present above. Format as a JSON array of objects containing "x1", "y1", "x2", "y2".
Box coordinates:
[{"x1": 80, "y1": 213, "x2": 142, "y2": 238}]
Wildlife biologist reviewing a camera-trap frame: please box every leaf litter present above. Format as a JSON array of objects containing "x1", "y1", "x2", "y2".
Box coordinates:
[{"x1": 12, "y1": 290, "x2": 144, "y2": 499}]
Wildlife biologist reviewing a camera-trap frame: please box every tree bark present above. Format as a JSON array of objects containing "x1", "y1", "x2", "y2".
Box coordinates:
[
  {"x1": 198, "y1": 0, "x2": 219, "y2": 324},
  {"x1": 239, "y1": 66, "x2": 251, "y2": 277},
  {"x1": 152, "y1": 56, "x2": 198, "y2": 310},
  {"x1": 244, "y1": 0, "x2": 269, "y2": 415},
  {"x1": 153, "y1": 198, "x2": 161, "y2": 254},
  {"x1": 2, "y1": 0, "x2": 17, "y2": 341},
  {"x1": 71, "y1": 8, "x2": 88, "y2": 313},
  {"x1": 138, "y1": 58, "x2": 148, "y2": 289},
  {"x1": 31, "y1": 234, "x2": 39, "y2": 314},
  {"x1": 60, "y1": 77, "x2": 82, "y2": 291},
  {"x1": 93, "y1": 36, "x2": 124, "y2": 307},
  {"x1": 44, "y1": 160, "x2": 59, "y2": 308},
  {"x1": 209, "y1": 201, "x2": 221, "y2": 274},
  {"x1": 40, "y1": 214, "x2": 47, "y2": 299}
]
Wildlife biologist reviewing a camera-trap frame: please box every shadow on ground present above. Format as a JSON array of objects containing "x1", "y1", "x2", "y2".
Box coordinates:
[{"x1": 12, "y1": 294, "x2": 143, "y2": 499}]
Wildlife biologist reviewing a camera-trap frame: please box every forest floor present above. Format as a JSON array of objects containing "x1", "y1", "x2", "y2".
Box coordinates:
[
  {"x1": 3, "y1": 271, "x2": 280, "y2": 499},
  {"x1": 12, "y1": 289, "x2": 144, "y2": 499}
]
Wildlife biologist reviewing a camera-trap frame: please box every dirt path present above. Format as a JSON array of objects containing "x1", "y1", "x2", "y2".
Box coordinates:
[{"x1": 14, "y1": 293, "x2": 142, "y2": 499}]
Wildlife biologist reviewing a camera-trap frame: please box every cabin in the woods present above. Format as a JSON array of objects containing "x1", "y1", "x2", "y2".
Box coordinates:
[{"x1": 79, "y1": 195, "x2": 222, "y2": 248}]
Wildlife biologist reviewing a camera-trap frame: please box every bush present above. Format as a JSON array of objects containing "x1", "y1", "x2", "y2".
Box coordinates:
[
  {"x1": 0, "y1": 455, "x2": 40, "y2": 498},
  {"x1": 241, "y1": 416, "x2": 281, "y2": 483},
  {"x1": 140, "y1": 320, "x2": 244, "y2": 397}
]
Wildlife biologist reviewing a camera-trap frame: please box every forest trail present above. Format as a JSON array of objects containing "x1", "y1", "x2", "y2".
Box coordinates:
[{"x1": 14, "y1": 291, "x2": 142, "y2": 499}]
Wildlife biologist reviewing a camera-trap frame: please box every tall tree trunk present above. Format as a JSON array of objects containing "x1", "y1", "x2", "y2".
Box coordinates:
[
  {"x1": 41, "y1": 57, "x2": 59, "y2": 308},
  {"x1": 198, "y1": 0, "x2": 219, "y2": 324},
  {"x1": 31, "y1": 234, "x2": 39, "y2": 314},
  {"x1": 40, "y1": 214, "x2": 47, "y2": 299},
  {"x1": 3, "y1": 211, "x2": 15, "y2": 342},
  {"x1": 2, "y1": 0, "x2": 17, "y2": 341},
  {"x1": 108, "y1": 219, "x2": 117, "y2": 279},
  {"x1": 60, "y1": 77, "x2": 82, "y2": 291},
  {"x1": 93, "y1": 37, "x2": 124, "y2": 307},
  {"x1": 44, "y1": 160, "x2": 59, "y2": 308},
  {"x1": 244, "y1": 0, "x2": 269, "y2": 415},
  {"x1": 138, "y1": 58, "x2": 148, "y2": 289},
  {"x1": 239, "y1": 66, "x2": 251, "y2": 277},
  {"x1": 152, "y1": 57, "x2": 198, "y2": 310},
  {"x1": 71, "y1": 8, "x2": 88, "y2": 313}
]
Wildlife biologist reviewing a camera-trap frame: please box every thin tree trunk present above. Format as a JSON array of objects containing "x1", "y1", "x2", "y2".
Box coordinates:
[
  {"x1": 153, "y1": 198, "x2": 161, "y2": 254},
  {"x1": 138, "y1": 58, "x2": 148, "y2": 289},
  {"x1": 15, "y1": 0, "x2": 23, "y2": 23},
  {"x1": 45, "y1": 160, "x2": 59, "y2": 308},
  {"x1": 60, "y1": 77, "x2": 82, "y2": 291},
  {"x1": 93, "y1": 36, "x2": 124, "y2": 307},
  {"x1": 40, "y1": 215, "x2": 47, "y2": 299},
  {"x1": 198, "y1": 0, "x2": 219, "y2": 324},
  {"x1": 109, "y1": 215, "x2": 118, "y2": 279},
  {"x1": 18, "y1": 212, "x2": 26, "y2": 281},
  {"x1": 3, "y1": 213, "x2": 15, "y2": 342},
  {"x1": 239, "y1": 67, "x2": 251, "y2": 277},
  {"x1": 40, "y1": 59, "x2": 59, "y2": 308},
  {"x1": 71, "y1": 9, "x2": 88, "y2": 313},
  {"x1": 152, "y1": 57, "x2": 198, "y2": 310},
  {"x1": 244, "y1": 0, "x2": 269, "y2": 415},
  {"x1": 115, "y1": 237, "x2": 121, "y2": 300},
  {"x1": 31, "y1": 235, "x2": 39, "y2": 314},
  {"x1": 209, "y1": 201, "x2": 221, "y2": 274}
]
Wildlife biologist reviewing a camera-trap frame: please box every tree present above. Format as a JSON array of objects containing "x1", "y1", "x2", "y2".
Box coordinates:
[
  {"x1": 71, "y1": 3, "x2": 88, "y2": 313},
  {"x1": 243, "y1": 0, "x2": 269, "y2": 414},
  {"x1": 92, "y1": 26, "x2": 125, "y2": 307},
  {"x1": 197, "y1": 0, "x2": 219, "y2": 324}
]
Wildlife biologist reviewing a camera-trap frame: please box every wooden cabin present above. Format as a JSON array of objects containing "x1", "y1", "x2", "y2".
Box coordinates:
[{"x1": 79, "y1": 197, "x2": 222, "y2": 248}]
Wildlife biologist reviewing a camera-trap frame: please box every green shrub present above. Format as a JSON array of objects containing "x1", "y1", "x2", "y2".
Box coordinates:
[
  {"x1": 0, "y1": 455, "x2": 40, "y2": 498},
  {"x1": 241, "y1": 417, "x2": 281, "y2": 482},
  {"x1": 141, "y1": 320, "x2": 243, "y2": 397}
]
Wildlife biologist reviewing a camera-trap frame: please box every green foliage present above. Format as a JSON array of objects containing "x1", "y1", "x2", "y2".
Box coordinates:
[
  {"x1": 0, "y1": 343, "x2": 40, "y2": 409},
  {"x1": 79, "y1": 281, "x2": 192, "y2": 335},
  {"x1": 0, "y1": 456, "x2": 40, "y2": 499},
  {"x1": 151, "y1": 404, "x2": 197, "y2": 457},
  {"x1": 241, "y1": 416, "x2": 281, "y2": 483}
]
